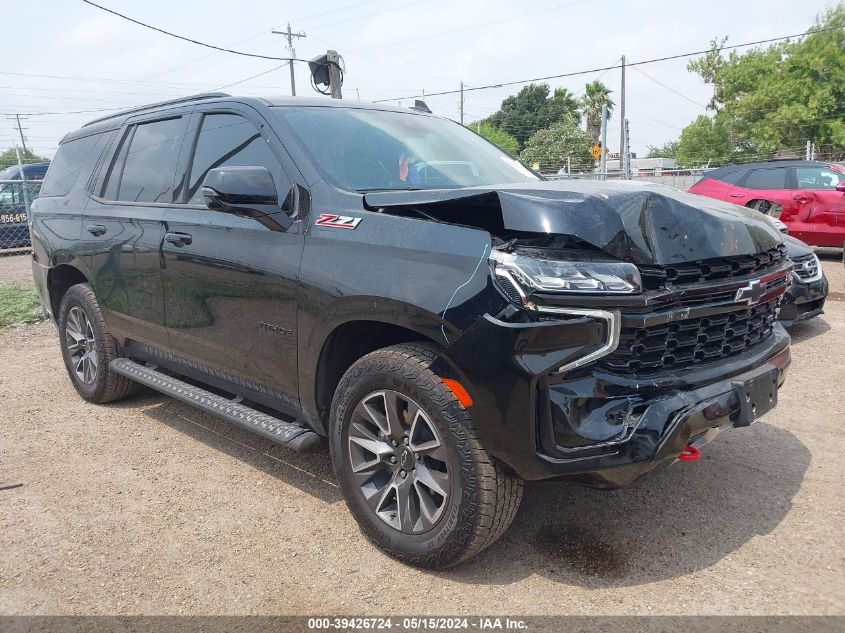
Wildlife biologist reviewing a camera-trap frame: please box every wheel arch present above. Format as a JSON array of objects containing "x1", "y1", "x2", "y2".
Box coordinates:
[
  {"x1": 47, "y1": 264, "x2": 89, "y2": 319},
  {"x1": 306, "y1": 306, "x2": 449, "y2": 435},
  {"x1": 745, "y1": 198, "x2": 783, "y2": 217}
]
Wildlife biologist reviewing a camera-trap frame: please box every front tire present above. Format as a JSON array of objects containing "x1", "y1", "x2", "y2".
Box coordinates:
[
  {"x1": 58, "y1": 283, "x2": 138, "y2": 404},
  {"x1": 329, "y1": 342, "x2": 523, "y2": 569}
]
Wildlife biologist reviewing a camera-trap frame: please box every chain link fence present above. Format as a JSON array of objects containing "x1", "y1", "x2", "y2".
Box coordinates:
[
  {"x1": 0, "y1": 179, "x2": 41, "y2": 256},
  {"x1": 543, "y1": 168, "x2": 710, "y2": 191}
]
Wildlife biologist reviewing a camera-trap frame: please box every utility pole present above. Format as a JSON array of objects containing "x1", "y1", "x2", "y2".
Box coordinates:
[
  {"x1": 623, "y1": 118, "x2": 632, "y2": 179},
  {"x1": 460, "y1": 81, "x2": 464, "y2": 125},
  {"x1": 14, "y1": 146, "x2": 31, "y2": 214},
  {"x1": 619, "y1": 54, "x2": 626, "y2": 166},
  {"x1": 272, "y1": 23, "x2": 306, "y2": 96},
  {"x1": 7, "y1": 115, "x2": 28, "y2": 154},
  {"x1": 326, "y1": 50, "x2": 343, "y2": 99},
  {"x1": 599, "y1": 103, "x2": 608, "y2": 178},
  {"x1": 806, "y1": 140, "x2": 812, "y2": 161}
]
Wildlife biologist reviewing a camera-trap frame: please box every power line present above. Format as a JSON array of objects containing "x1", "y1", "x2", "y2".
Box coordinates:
[
  {"x1": 0, "y1": 107, "x2": 118, "y2": 116},
  {"x1": 631, "y1": 66, "x2": 708, "y2": 108},
  {"x1": 80, "y1": 0, "x2": 307, "y2": 62},
  {"x1": 141, "y1": 30, "x2": 272, "y2": 81},
  {"x1": 373, "y1": 26, "x2": 843, "y2": 103},
  {"x1": 353, "y1": 0, "x2": 591, "y2": 53},
  {"x1": 310, "y1": 0, "x2": 428, "y2": 31},
  {"x1": 292, "y1": 0, "x2": 381, "y2": 23},
  {"x1": 272, "y1": 24, "x2": 307, "y2": 96},
  {"x1": 214, "y1": 64, "x2": 287, "y2": 91}
]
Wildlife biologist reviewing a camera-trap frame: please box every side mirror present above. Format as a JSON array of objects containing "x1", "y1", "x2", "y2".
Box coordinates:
[
  {"x1": 201, "y1": 166, "x2": 292, "y2": 231},
  {"x1": 836, "y1": 182, "x2": 845, "y2": 193}
]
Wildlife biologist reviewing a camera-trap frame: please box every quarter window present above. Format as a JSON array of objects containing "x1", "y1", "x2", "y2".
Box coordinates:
[
  {"x1": 40, "y1": 131, "x2": 113, "y2": 197},
  {"x1": 742, "y1": 168, "x2": 788, "y2": 190},
  {"x1": 795, "y1": 167, "x2": 845, "y2": 190},
  {"x1": 101, "y1": 117, "x2": 186, "y2": 203},
  {"x1": 717, "y1": 169, "x2": 746, "y2": 185},
  {"x1": 186, "y1": 113, "x2": 282, "y2": 205}
]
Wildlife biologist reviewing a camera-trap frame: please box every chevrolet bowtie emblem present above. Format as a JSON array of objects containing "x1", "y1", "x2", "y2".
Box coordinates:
[{"x1": 734, "y1": 279, "x2": 764, "y2": 305}]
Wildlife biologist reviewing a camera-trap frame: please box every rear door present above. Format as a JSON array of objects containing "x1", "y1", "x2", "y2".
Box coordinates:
[
  {"x1": 789, "y1": 165, "x2": 845, "y2": 245},
  {"x1": 731, "y1": 166, "x2": 791, "y2": 216},
  {"x1": 85, "y1": 109, "x2": 191, "y2": 351},
  {"x1": 161, "y1": 105, "x2": 304, "y2": 407}
]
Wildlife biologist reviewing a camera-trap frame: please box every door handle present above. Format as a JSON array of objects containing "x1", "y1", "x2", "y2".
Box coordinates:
[
  {"x1": 165, "y1": 232, "x2": 192, "y2": 246},
  {"x1": 86, "y1": 224, "x2": 107, "y2": 236},
  {"x1": 728, "y1": 193, "x2": 745, "y2": 198}
]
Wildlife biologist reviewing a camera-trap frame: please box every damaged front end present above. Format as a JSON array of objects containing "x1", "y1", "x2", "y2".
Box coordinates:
[{"x1": 366, "y1": 181, "x2": 793, "y2": 486}]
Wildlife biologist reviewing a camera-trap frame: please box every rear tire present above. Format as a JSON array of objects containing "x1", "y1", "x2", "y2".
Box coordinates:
[
  {"x1": 58, "y1": 283, "x2": 139, "y2": 404},
  {"x1": 329, "y1": 342, "x2": 523, "y2": 569}
]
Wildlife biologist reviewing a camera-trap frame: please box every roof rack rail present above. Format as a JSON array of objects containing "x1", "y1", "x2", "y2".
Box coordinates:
[{"x1": 82, "y1": 92, "x2": 231, "y2": 127}]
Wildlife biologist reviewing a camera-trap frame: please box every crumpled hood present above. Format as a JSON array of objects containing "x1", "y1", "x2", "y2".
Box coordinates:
[{"x1": 364, "y1": 180, "x2": 784, "y2": 266}]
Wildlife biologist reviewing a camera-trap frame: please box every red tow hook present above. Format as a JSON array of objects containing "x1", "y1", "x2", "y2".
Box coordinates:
[{"x1": 678, "y1": 444, "x2": 701, "y2": 462}]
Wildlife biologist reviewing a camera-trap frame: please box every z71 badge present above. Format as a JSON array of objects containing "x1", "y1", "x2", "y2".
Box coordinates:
[{"x1": 315, "y1": 213, "x2": 362, "y2": 229}]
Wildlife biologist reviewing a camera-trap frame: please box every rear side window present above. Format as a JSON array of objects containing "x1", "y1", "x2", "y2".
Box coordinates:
[
  {"x1": 795, "y1": 167, "x2": 845, "y2": 190},
  {"x1": 742, "y1": 168, "x2": 788, "y2": 190},
  {"x1": 185, "y1": 113, "x2": 282, "y2": 205},
  {"x1": 101, "y1": 117, "x2": 187, "y2": 203},
  {"x1": 716, "y1": 169, "x2": 746, "y2": 185},
  {"x1": 40, "y1": 132, "x2": 113, "y2": 197}
]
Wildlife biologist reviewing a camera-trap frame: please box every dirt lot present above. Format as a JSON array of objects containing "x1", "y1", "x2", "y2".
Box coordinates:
[
  {"x1": 0, "y1": 253, "x2": 843, "y2": 616},
  {"x1": 0, "y1": 253, "x2": 32, "y2": 285}
]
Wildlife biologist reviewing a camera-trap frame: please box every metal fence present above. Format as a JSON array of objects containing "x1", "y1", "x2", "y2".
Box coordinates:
[
  {"x1": 544, "y1": 168, "x2": 710, "y2": 192},
  {"x1": 0, "y1": 179, "x2": 40, "y2": 255}
]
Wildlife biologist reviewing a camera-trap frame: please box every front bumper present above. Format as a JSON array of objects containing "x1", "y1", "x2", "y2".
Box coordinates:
[
  {"x1": 779, "y1": 275, "x2": 828, "y2": 327},
  {"x1": 431, "y1": 313, "x2": 791, "y2": 486}
]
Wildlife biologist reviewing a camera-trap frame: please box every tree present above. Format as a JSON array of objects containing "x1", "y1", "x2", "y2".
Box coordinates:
[
  {"x1": 687, "y1": 4, "x2": 845, "y2": 158},
  {"x1": 675, "y1": 115, "x2": 734, "y2": 167},
  {"x1": 473, "y1": 121, "x2": 520, "y2": 155},
  {"x1": 519, "y1": 116, "x2": 593, "y2": 173},
  {"x1": 486, "y1": 83, "x2": 581, "y2": 149},
  {"x1": 581, "y1": 81, "x2": 615, "y2": 143},
  {"x1": 646, "y1": 141, "x2": 679, "y2": 159},
  {"x1": 0, "y1": 147, "x2": 49, "y2": 171}
]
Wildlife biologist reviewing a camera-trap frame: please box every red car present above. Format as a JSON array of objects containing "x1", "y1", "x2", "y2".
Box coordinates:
[{"x1": 688, "y1": 160, "x2": 845, "y2": 247}]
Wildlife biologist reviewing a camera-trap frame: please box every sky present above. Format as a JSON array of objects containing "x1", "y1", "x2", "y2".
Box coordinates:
[{"x1": 1, "y1": 0, "x2": 836, "y2": 160}]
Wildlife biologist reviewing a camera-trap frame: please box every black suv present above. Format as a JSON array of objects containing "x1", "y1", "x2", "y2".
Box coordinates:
[{"x1": 31, "y1": 94, "x2": 792, "y2": 568}]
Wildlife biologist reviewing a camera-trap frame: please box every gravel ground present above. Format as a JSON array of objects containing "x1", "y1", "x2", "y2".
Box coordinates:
[
  {"x1": 0, "y1": 253, "x2": 32, "y2": 286},
  {"x1": 0, "y1": 257, "x2": 843, "y2": 617}
]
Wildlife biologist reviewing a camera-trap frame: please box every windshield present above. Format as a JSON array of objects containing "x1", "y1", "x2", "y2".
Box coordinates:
[{"x1": 272, "y1": 106, "x2": 539, "y2": 192}]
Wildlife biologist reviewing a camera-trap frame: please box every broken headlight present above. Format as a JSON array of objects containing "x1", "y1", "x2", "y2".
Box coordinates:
[{"x1": 490, "y1": 250, "x2": 642, "y2": 301}]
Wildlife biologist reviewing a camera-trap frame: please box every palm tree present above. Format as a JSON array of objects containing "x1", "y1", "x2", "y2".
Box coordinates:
[{"x1": 581, "y1": 81, "x2": 615, "y2": 144}]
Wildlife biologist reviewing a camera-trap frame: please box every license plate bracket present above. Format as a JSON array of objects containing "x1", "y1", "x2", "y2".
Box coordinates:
[{"x1": 731, "y1": 366, "x2": 779, "y2": 427}]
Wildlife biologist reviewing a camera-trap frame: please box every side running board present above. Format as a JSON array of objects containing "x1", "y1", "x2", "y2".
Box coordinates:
[{"x1": 110, "y1": 358, "x2": 321, "y2": 452}]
